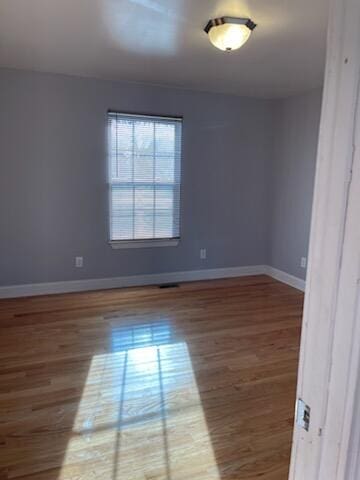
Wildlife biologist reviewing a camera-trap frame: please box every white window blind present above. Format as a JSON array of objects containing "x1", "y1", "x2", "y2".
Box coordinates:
[{"x1": 108, "y1": 112, "x2": 182, "y2": 245}]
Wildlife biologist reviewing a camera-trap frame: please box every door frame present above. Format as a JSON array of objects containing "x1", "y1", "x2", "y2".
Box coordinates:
[{"x1": 289, "y1": 0, "x2": 360, "y2": 478}]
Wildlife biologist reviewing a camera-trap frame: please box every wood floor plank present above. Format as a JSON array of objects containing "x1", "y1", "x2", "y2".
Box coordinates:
[{"x1": 0, "y1": 275, "x2": 303, "y2": 480}]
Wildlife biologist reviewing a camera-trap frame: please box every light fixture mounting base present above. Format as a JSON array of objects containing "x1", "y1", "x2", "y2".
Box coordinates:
[{"x1": 204, "y1": 17, "x2": 257, "y2": 34}]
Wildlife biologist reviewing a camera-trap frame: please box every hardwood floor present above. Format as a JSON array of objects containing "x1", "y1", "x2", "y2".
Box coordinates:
[{"x1": 0, "y1": 275, "x2": 303, "y2": 480}]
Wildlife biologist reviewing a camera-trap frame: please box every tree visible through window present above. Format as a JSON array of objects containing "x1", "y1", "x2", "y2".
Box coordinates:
[{"x1": 108, "y1": 112, "x2": 182, "y2": 243}]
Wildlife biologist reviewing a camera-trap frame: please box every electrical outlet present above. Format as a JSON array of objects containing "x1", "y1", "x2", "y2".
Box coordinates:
[
  {"x1": 200, "y1": 248, "x2": 207, "y2": 260},
  {"x1": 301, "y1": 257, "x2": 307, "y2": 269},
  {"x1": 75, "y1": 256, "x2": 83, "y2": 268}
]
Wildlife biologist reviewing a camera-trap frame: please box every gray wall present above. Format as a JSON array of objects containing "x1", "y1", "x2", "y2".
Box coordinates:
[
  {"x1": 269, "y1": 89, "x2": 323, "y2": 280},
  {"x1": 0, "y1": 68, "x2": 275, "y2": 286}
]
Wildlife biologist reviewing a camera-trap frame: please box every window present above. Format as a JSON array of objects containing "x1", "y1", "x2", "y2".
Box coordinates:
[{"x1": 108, "y1": 112, "x2": 182, "y2": 248}]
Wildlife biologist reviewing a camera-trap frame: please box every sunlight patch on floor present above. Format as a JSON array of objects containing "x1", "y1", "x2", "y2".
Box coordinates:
[{"x1": 59, "y1": 323, "x2": 221, "y2": 480}]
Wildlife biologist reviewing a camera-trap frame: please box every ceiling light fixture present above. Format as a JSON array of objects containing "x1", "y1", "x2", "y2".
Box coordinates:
[{"x1": 204, "y1": 17, "x2": 256, "y2": 52}]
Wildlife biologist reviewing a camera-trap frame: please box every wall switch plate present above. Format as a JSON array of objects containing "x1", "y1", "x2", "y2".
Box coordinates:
[
  {"x1": 301, "y1": 257, "x2": 307, "y2": 268},
  {"x1": 200, "y1": 248, "x2": 207, "y2": 260},
  {"x1": 75, "y1": 256, "x2": 83, "y2": 268}
]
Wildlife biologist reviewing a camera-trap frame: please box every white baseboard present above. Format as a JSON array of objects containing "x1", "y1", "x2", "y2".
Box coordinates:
[
  {"x1": 0, "y1": 265, "x2": 267, "y2": 299},
  {"x1": 265, "y1": 266, "x2": 306, "y2": 292},
  {"x1": 0, "y1": 265, "x2": 306, "y2": 299}
]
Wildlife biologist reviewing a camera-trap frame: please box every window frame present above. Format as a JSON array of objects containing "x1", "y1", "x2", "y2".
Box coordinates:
[{"x1": 107, "y1": 111, "x2": 182, "y2": 249}]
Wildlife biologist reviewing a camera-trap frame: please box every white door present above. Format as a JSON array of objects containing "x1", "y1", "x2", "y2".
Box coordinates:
[{"x1": 289, "y1": 0, "x2": 360, "y2": 478}]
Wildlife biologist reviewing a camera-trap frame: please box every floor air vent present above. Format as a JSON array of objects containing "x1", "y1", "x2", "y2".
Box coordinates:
[{"x1": 158, "y1": 283, "x2": 180, "y2": 289}]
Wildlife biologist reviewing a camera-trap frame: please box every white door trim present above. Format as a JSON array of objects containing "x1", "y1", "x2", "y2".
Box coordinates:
[{"x1": 289, "y1": 0, "x2": 360, "y2": 478}]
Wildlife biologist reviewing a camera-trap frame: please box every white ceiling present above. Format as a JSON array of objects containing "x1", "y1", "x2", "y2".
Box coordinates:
[{"x1": 0, "y1": 0, "x2": 329, "y2": 98}]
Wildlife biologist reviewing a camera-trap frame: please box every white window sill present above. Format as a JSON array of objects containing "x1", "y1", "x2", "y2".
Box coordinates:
[{"x1": 109, "y1": 238, "x2": 180, "y2": 249}]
